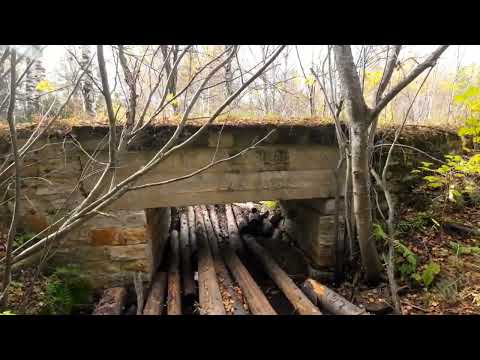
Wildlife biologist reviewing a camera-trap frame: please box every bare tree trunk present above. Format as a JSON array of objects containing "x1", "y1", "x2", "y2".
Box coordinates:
[
  {"x1": 161, "y1": 45, "x2": 179, "y2": 115},
  {"x1": 0, "y1": 46, "x2": 9, "y2": 119},
  {"x1": 0, "y1": 50, "x2": 18, "y2": 308},
  {"x1": 351, "y1": 121, "x2": 382, "y2": 283},
  {"x1": 81, "y1": 45, "x2": 96, "y2": 117},
  {"x1": 333, "y1": 45, "x2": 383, "y2": 283},
  {"x1": 224, "y1": 45, "x2": 234, "y2": 97},
  {"x1": 24, "y1": 57, "x2": 36, "y2": 118}
]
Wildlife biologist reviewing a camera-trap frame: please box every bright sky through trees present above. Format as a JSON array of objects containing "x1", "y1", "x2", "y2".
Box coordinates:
[{"x1": 39, "y1": 45, "x2": 480, "y2": 79}]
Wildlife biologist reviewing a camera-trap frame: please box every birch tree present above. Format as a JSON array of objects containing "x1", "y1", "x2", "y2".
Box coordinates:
[
  {"x1": 333, "y1": 45, "x2": 449, "y2": 283},
  {"x1": 80, "y1": 45, "x2": 96, "y2": 117}
]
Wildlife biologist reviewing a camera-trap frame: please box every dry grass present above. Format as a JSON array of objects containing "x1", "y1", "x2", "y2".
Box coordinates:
[{"x1": 0, "y1": 113, "x2": 461, "y2": 141}]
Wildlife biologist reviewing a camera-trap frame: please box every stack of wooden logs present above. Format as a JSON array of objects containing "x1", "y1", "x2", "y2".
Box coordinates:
[
  {"x1": 230, "y1": 202, "x2": 284, "y2": 238},
  {"x1": 93, "y1": 203, "x2": 367, "y2": 316}
]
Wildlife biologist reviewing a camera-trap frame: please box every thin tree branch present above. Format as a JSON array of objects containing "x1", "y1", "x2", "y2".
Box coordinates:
[{"x1": 372, "y1": 45, "x2": 449, "y2": 119}]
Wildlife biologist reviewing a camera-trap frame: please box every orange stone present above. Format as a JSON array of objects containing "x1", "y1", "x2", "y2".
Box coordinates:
[
  {"x1": 22, "y1": 212, "x2": 49, "y2": 233},
  {"x1": 90, "y1": 228, "x2": 123, "y2": 246},
  {"x1": 90, "y1": 227, "x2": 149, "y2": 246}
]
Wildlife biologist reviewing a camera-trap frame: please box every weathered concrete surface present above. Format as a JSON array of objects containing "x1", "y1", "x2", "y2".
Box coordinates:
[
  {"x1": 100, "y1": 145, "x2": 341, "y2": 209},
  {"x1": 280, "y1": 198, "x2": 344, "y2": 270},
  {"x1": 73, "y1": 125, "x2": 342, "y2": 210}
]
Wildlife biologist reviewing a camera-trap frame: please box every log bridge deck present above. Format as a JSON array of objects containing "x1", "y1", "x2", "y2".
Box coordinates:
[{"x1": 93, "y1": 204, "x2": 365, "y2": 315}]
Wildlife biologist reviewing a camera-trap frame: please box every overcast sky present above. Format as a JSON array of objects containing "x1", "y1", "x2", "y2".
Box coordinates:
[{"x1": 39, "y1": 45, "x2": 480, "y2": 80}]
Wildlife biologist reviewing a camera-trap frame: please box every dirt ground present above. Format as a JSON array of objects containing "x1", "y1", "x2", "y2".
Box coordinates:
[{"x1": 336, "y1": 202, "x2": 480, "y2": 315}]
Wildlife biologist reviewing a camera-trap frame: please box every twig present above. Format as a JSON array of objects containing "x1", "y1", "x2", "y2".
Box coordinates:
[{"x1": 401, "y1": 300, "x2": 428, "y2": 313}]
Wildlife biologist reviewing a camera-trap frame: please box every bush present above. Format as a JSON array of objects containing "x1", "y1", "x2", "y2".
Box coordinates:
[
  {"x1": 394, "y1": 240, "x2": 441, "y2": 288},
  {"x1": 0, "y1": 311, "x2": 15, "y2": 315},
  {"x1": 260, "y1": 200, "x2": 279, "y2": 210},
  {"x1": 14, "y1": 232, "x2": 35, "y2": 248},
  {"x1": 44, "y1": 266, "x2": 92, "y2": 315}
]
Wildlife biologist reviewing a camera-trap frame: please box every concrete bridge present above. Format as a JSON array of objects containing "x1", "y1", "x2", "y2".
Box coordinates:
[
  {"x1": 1, "y1": 123, "x2": 344, "y2": 287},
  {"x1": 72, "y1": 123, "x2": 342, "y2": 209}
]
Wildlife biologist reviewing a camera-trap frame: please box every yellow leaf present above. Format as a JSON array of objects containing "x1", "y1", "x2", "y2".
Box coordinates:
[
  {"x1": 365, "y1": 71, "x2": 383, "y2": 88},
  {"x1": 166, "y1": 93, "x2": 178, "y2": 107},
  {"x1": 304, "y1": 75, "x2": 316, "y2": 87},
  {"x1": 36, "y1": 80, "x2": 55, "y2": 92}
]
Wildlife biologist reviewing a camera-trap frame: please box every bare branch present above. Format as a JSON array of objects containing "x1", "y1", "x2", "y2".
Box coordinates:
[
  {"x1": 372, "y1": 45, "x2": 449, "y2": 118},
  {"x1": 375, "y1": 45, "x2": 402, "y2": 103},
  {"x1": 333, "y1": 45, "x2": 369, "y2": 119}
]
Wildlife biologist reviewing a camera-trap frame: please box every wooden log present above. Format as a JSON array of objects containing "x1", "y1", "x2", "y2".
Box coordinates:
[
  {"x1": 301, "y1": 278, "x2": 368, "y2": 315},
  {"x1": 194, "y1": 206, "x2": 226, "y2": 315},
  {"x1": 246, "y1": 208, "x2": 263, "y2": 235},
  {"x1": 232, "y1": 202, "x2": 260, "y2": 212},
  {"x1": 261, "y1": 219, "x2": 274, "y2": 237},
  {"x1": 307, "y1": 266, "x2": 335, "y2": 283},
  {"x1": 133, "y1": 272, "x2": 146, "y2": 315},
  {"x1": 224, "y1": 204, "x2": 244, "y2": 254},
  {"x1": 179, "y1": 211, "x2": 196, "y2": 301},
  {"x1": 200, "y1": 206, "x2": 221, "y2": 257},
  {"x1": 93, "y1": 287, "x2": 128, "y2": 315},
  {"x1": 187, "y1": 206, "x2": 198, "y2": 255},
  {"x1": 207, "y1": 204, "x2": 227, "y2": 241},
  {"x1": 232, "y1": 204, "x2": 249, "y2": 233},
  {"x1": 272, "y1": 227, "x2": 282, "y2": 242},
  {"x1": 167, "y1": 230, "x2": 182, "y2": 315},
  {"x1": 143, "y1": 272, "x2": 168, "y2": 315},
  {"x1": 269, "y1": 211, "x2": 284, "y2": 228},
  {"x1": 443, "y1": 222, "x2": 480, "y2": 237},
  {"x1": 242, "y1": 234, "x2": 322, "y2": 315},
  {"x1": 201, "y1": 205, "x2": 247, "y2": 315},
  {"x1": 125, "y1": 304, "x2": 137, "y2": 315},
  {"x1": 222, "y1": 246, "x2": 277, "y2": 315}
]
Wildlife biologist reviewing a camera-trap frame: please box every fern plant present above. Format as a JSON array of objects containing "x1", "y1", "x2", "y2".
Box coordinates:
[
  {"x1": 44, "y1": 266, "x2": 92, "y2": 315},
  {"x1": 394, "y1": 240, "x2": 440, "y2": 288}
]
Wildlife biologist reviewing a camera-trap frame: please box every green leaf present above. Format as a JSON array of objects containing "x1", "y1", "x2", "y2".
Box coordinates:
[
  {"x1": 422, "y1": 262, "x2": 441, "y2": 287},
  {"x1": 373, "y1": 223, "x2": 387, "y2": 241},
  {"x1": 0, "y1": 311, "x2": 15, "y2": 315},
  {"x1": 260, "y1": 200, "x2": 278, "y2": 210}
]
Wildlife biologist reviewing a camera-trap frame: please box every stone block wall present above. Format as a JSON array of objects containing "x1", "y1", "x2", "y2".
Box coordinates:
[
  {"x1": 0, "y1": 135, "x2": 176, "y2": 288},
  {"x1": 51, "y1": 207, "x2": 171, "y2": 288},
  {"x1": 280, "y1": 198, "x2": 344, "y2": 271}
]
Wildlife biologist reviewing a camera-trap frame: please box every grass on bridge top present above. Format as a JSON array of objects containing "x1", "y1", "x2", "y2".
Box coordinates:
[{"x1": 0, "y1": 112, "x2": 460, "y2": 140}]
